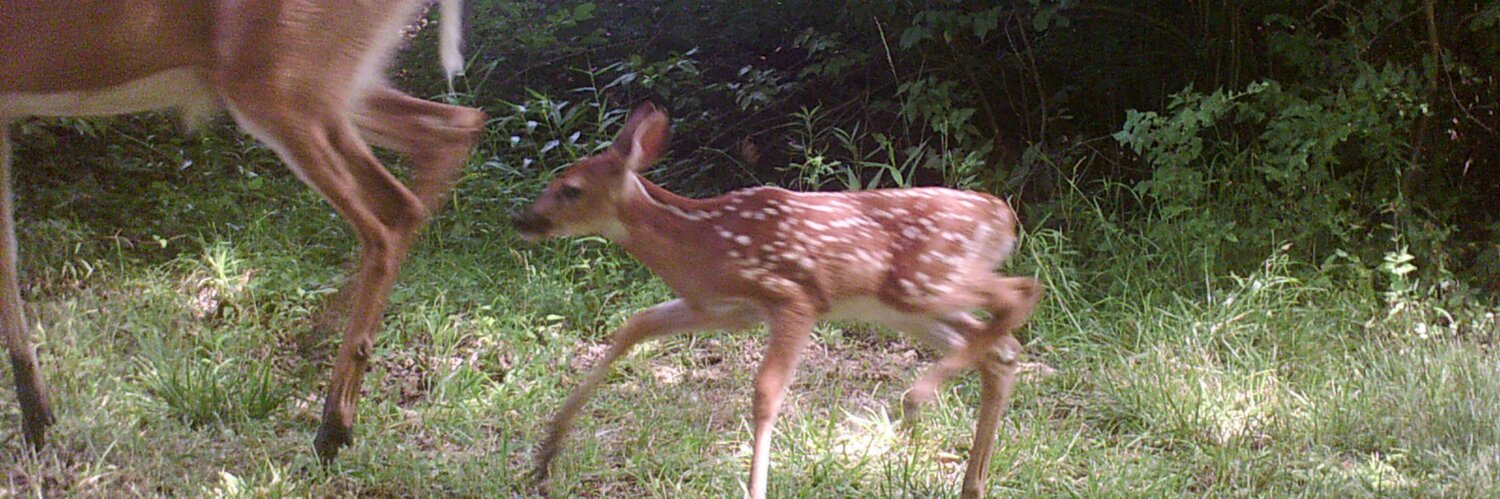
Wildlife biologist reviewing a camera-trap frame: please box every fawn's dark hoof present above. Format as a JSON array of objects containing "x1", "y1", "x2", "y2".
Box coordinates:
[
  {"x1": 902, "y1": 384, "x2": 937, "y2": 422},
  {"x1": 313, "y1": 422, "x2": 353, "y2": 463},
  {"x1": 19, "y1": 405, "x2": 53, "y2": 452},
  {"x1": 531, "y1": 448, "x2": 556, "y2": 484}
]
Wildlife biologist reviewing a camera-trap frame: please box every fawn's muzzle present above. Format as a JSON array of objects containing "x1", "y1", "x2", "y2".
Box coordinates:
[{"x1": 511, "y1": 210, "x2": 553, "y2": 237}]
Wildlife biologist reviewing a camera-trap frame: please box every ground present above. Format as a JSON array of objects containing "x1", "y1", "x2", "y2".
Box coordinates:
[{"x1": 2, "y1": 124, "x2": 1497, "y2": 497}]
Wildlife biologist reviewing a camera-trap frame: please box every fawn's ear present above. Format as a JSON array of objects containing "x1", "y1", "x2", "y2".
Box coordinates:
[{"x1": 613, "y1": 102, "x2": 670, "y2": 173}]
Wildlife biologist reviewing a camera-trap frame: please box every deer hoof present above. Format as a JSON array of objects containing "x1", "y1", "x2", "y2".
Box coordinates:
[
  {"x1": 903, "y1": 386, "x2": 937, "y2": 422},
  {"x1": 314, "y1": 421, "x2": 353, "y2": 463},
  {"x1": 531, "y1": 442, "x2": 561, "y2": 484},
  {"x1": 20, "y1": 406, "x2": 52, "y2": 452},
  {"x1": 12, "y1": 356, "x2": 55, "y2": 451}
]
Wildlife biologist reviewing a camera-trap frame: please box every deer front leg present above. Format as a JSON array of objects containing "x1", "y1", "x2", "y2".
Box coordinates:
[
  {"x1": 961, "y1": 336, "x2": 1022, "y2": 499},
  {"x1": 534, "y1": 299, "x2": 751, "y2": 484},
  {"x1": 747, "y1": 304, "x2": 814, "y2": 499},
  {"x1": 1, "y1": 124, "x2": 54, "y2": 450}
]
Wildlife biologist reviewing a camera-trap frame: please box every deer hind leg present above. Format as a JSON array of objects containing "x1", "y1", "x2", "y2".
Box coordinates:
[
  {"x1": 1, "y1": 122, "x2": 54, "y2": 450},
  {"x1": 897, "y1": 313, "x2": 977, "y2": 422},
  {"x1": 904, "y1": 276, "x2": 1039, "y2": 420},
  {"x1": 534, "y1": 299, "x2": 754, "y2": 484},
  {"x1": 224, "y1": 90, "x2": 427, "y2": 461},
  {"x1": 354, "y1": 85, "x2": 487, "y2": 212},
  {"x1": 310, "y1": 86, "x2": 485, "y2": 339},
  {"x1": 899, "y1": 277, "x2": 1036, "y2": 499}
]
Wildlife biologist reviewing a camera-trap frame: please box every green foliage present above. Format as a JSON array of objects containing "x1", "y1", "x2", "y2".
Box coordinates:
[
  {"x1": 897, "y1": 76, "x2": 983, "y2": 151},
  {"x1": 472, "y1": 1, "x2": 601, "y2": 52},
  {"x1": 899, "y1": 4, "x2": 1008, "y2": 48},
  {"x1": 721, "y1": 65, "x2": 796, "y2": 112},
  {"x1": 782, "y1": 106, "x2": 927, "y2": 190},
  {"x1": 598, "y1": 49, "x2": 705, "y2": 105},
  {"x1": 134, "y1": 354, "x2": 289, "y2": 428},
  {"x1": 792, "y1": 29, "x2": 869, "y2": 81},
  {"x1": 5, "y1": 0, "x2": 1500, "y2": 495},
  {"x1": 1113, "y1": 64, "x2": 1441, "y2": 279}
]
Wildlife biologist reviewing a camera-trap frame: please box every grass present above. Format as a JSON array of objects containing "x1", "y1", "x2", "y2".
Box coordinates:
[{"x1": 3, "y1": 118, "x2": 1498, "y2": 498}]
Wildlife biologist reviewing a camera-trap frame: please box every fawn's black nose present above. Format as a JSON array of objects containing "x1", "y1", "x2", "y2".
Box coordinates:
[{"x1": 511, "y1": 210, "x2": 553, "y2": 236}]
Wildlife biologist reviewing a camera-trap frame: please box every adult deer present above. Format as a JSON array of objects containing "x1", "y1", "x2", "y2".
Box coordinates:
[
  {"x1": 516, "y1": 103, "x2": 1042, "y2": 499},
  {"x1": 1, "y1": 0, "x2": 485, "y2": 461}
]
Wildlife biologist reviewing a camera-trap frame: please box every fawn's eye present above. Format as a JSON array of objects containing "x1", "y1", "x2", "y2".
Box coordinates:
[{"x1": 558, "y1": 185, "x2": 583, "y2": 201}]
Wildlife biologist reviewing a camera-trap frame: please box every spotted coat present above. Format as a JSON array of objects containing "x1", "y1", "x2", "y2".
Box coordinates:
[{"x1": 612, "y1": 179, "x2": 1019, "y2": 319}]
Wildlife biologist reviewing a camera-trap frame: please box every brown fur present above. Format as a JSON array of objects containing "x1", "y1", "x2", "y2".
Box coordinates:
[
  {"x1": 0, "y1": 0, "x2": 484, "y2": 461},
  {"x1": 520, "y1": 103, "x2": 1042, "y2": 499}
]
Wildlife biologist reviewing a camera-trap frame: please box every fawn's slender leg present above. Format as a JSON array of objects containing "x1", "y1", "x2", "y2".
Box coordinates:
[
  {"x1": 312, "y1": 86, "x2": 485, "y2": 337},
  {"x1": 225, "y1": 93, "x2": 426, "y2": 461},
  {"x1": 900, "y1": 313, "x2": 980, "y2": 421},
  {"x1": 905, "y1": 277, "x2": 1039, "y2": 411},
  {"x1": 960, "y1": 336, "x2": 1022, "y2": 499},
  {"x1": 747, "y1": 303, "x2": 815, "y2": 499},
  {"x1": 899, "y1": 277, "x2": 1036, "y2": 499},
  {"x1": 534, "y1": 299, "x2": 752, "y2": 482},
  {"x1": 1, "y1": 122, "x2": 54, "y2": 450}
]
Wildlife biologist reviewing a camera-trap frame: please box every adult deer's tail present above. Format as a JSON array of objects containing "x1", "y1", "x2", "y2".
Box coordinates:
[{"x1": 439, "y1": 0, "x2": 464, "y2": 86}]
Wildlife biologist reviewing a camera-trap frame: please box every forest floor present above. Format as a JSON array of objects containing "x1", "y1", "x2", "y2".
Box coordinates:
[{"x1": 2, "y1": 123, "x2": 1497, "y2": 498}]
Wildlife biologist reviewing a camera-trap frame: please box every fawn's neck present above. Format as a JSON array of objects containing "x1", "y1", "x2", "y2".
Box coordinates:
[
  {"x1": 613, "y1": 174, "x2": 707, "y2": 246},
  {"x1": 610, "y1": 174, "x2": 732, "y2": 294}
]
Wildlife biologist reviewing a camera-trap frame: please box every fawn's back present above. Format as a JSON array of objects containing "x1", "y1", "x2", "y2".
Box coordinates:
[{"x1": 632, "y1": 183, "x2": 1019, "y2": 318}]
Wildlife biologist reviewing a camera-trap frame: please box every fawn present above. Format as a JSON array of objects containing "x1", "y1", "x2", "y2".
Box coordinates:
[{"x1": 514, "y1": 103, "x2": 1041, "y2": 499}]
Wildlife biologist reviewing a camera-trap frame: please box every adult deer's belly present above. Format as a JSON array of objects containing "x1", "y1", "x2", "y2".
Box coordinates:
[{"x1": 0, "y1": 68, "x2": 221, "y2": 126}]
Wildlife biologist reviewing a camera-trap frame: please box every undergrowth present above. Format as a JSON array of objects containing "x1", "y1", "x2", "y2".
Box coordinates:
[
  {"x1": 3, "y1": 2, "x2": 1497, "y2": 494},
  {"x1": 3, "y1": 99, "x2": 1495, "y2": 496}
]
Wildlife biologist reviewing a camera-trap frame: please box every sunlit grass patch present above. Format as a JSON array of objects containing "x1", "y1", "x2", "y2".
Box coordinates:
[
  {"x1": 1090, "y1": 345, "x2": 1304, "y2": 449},
  {"x1": 4, "y1": 113, "x2": 1498, "y2": 498}
]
